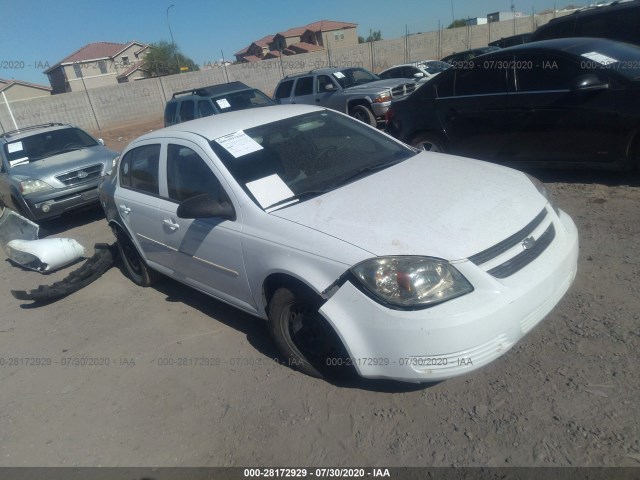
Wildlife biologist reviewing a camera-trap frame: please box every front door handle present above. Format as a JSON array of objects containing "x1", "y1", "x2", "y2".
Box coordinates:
[
  {"x1": 163, "y1": 219, "x2": 180, "y2": 231},
  {"x1": 119, "y1": 204, "x2": 131, "y2": 215}
]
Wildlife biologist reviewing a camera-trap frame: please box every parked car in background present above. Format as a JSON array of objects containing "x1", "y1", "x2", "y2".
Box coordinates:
[
  {"x1": 0, "y1": 123, "x2": 119, "y2": 221},
  {"x1": 164, "y1": 81, "x2": 274, "y2": 127},
  {"x1": 386, "y1": 38, "x2": 640, "y2": 171},
  {"x1": 99, "y1": 104, "x2": 578, "y2": 383},
  {"x1": 379, "y1": 60, "x2": 451, "y2": 84},
  {"x1": 489, "y1": 33, "x2": 532, "y2": 48},
  {"x1": 529, "y1": 0, "x2": 640, "y2": 46},
  {"x1": 273, "y1": 67, "x2": 415, "y2": 126},
  {"x1": 441, "y1": 46, "x2": 501, "y2": 65}
]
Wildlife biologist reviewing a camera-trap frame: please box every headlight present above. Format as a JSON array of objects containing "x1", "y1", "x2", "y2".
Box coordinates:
[
  {"x1": 373, "y1": 93, "x2": 391, "y2": 103},
  {"x1": 351, "y1": 256, "x2": 473, "y2": 309},
  {"x1": 526, "y1": 174, "x2": 560, "y2": 215},
  {"x1": 20, "y1": 179, "x2": 53, "y2": 195}
]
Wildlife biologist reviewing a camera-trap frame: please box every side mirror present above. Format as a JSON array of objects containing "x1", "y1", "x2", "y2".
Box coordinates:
[
  {"x1": 323, "y1": 83, "x2": 336, "y2": 92},
  {"x1": 98, "y1": 138, "x2": 105, "y2": 146},
  {"x1": 572, "y1": 74, "x2": 609, "y2": 92},
  {"x1": 413, "y1": 72, "x2": 425, "y2": 78},
  {"x1": 176, "y1": 193, "x2": 236, "y2": 221}
]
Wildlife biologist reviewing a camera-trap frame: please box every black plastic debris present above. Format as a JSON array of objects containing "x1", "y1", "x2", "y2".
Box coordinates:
[{"x1": 11, "y1": 243, "x2": 118, "y2": 303}]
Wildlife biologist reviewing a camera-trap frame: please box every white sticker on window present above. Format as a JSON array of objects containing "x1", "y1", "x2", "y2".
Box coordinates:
[
  {"x1": 245, "y1": 174, "x2": 295, "y2": 210},
  {"x1": 333, "y1": 71, "x2": 346, "y2": 79},
  {"x1": 10, "y1": 157, "x2": 29, "y2": 167},
  {"x1": 581, "y1": 51, "x2": 617, "y2": 65},
  {"x1": 216, "y1": 98, "x2": 231, "y2": 109},
  {"x1": 214, "y1": 130, "x2": 263, "y2": 158},
  {"x1": 7, "y1": 141, "x2": 23, "y2": 153}
]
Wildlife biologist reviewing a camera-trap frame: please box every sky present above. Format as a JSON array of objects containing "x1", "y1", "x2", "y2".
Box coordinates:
[{"x1": 0, "y1": 0, "x2": 589, "y2": 86}]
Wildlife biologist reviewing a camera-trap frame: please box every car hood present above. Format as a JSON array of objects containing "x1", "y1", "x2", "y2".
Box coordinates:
[
  {"x1": 271, "y1": 153, "x2": 547, "y2": 260},
  {"x1": 344, "y1": 79, "x2": 413, "y2": 93},
  {"x1": 10, "y1": 146, "x2": 118, "y2": 180}
]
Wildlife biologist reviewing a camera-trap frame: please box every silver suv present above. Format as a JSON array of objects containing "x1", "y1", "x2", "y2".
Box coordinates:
[
  {"x1": 273, "y1": 67, "x2": 416, "y2": 126},
  {"x1": 0, "y1": 123, "x2": 119, "y2": 221}
]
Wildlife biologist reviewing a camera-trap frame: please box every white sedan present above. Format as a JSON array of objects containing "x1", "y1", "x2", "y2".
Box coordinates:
[{"x1": 99, "y1": 104, "x2": 578, "y2": 383}]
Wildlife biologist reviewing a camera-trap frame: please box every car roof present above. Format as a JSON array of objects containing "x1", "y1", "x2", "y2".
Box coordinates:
[
  {"x1": 0, "y1": 123, "x2": 75, "y2": 141},
  {"x1": 541, "y1": 0, "x2": 638, "y2": 24},
  {"x1": 133, "y1": 104, "x2": 323, "y2": 143},
  {"x1": 489, "y1": 36, "x2": 640, "y2": 57},
  {"x1": 283, "y1": 66, "x2": 369, "y2": 79},
  {"x1": 169, "y1": 81, "x2": 253, "y2": 100}
]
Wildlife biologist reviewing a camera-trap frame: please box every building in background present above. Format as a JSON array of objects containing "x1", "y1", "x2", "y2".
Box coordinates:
[
  {"x1": 45, "y1": 41, "x2": 150, "y2": 95},
  {"x1": 235, "y1": 20, "x2": 357, "y2": 62},
  {"x1": 0, "y1": 78, "x2": 51, "y2": 103}
]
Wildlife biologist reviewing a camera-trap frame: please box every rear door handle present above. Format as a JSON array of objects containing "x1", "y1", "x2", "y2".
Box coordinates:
[
  {"x1": 163, "y1": 219, "x2": 180, "y2": 231},
  {"x1": 119, "y1": 204, "x2": 131, "y2": 215}
]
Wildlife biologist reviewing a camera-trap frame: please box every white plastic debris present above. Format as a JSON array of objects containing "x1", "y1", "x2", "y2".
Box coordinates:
[{"x1": 6, "y1": 238, "x2": 86, "y2": 272}]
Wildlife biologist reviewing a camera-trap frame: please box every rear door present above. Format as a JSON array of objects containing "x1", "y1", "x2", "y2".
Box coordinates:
[
  {"x1": 437, "y1": 56, "x2": 511, "y2": 161},
  {"x1": 114, "y1": 143, "x2": 167, "y2": 266}
]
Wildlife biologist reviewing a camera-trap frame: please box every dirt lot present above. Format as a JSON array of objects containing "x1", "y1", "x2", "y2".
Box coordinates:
[{"x1": 0, "y1": 120, "x2": 639, "y2": 468}]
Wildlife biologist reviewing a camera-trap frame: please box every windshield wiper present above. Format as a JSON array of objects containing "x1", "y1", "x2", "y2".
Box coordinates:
[
  {"x1": 264, "y1": 189, "x2": 330, "y2": 211},
  {"x1": 331, "y1": 159, "x2": 404, "y2": 189}
]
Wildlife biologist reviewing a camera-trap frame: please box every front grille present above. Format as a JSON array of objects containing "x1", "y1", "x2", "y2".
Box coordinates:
[
  {"x1": 390, "y1": 83, "x2": 416, "y2": 98},
  {"x1": 487, "y1": 224, "x2": 556, "y2": 279},
  {"x1": 469, "y1": 208, "x2": 547, "y2": 265},
  {"x1": 55, "y1": 163, "x2": 103, "y2": 186}
]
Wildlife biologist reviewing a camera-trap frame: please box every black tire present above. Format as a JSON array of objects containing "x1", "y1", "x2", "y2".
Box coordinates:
[
  {"x1": 350, "y1": 105, "x2": 377, "y2": 127},
  {"x1": 410, "y1": 132, "x2": 446, "y2": 153},
  {"x1": 115, "y1": 229, "x2": 160, "y2": 287},
  {"x1": 268, "y1": 285, "x2": 354, "y2": 380}
]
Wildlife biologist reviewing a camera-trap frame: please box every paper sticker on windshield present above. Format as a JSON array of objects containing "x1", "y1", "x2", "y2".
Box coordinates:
[
  {"x1": 216, "y1": 98, "x2": 231, "y2": 109},
  {"x1": 246, "y1": 174, "x2": 295, "y2": 210},
  {"x1": 7, "y1": 141, "x2": 23, "y2": 153},
  {"x1": 333, "y1": 71, "x2": 345, "y2": 79},
  {"x1": 10, "y1": 157, "x2": 29, "y2": 167},
  {"x1": 581, "y1": 51, "x2": 617, "y2": 65},
  {"x1": 214, "y1": 130, "x2": 263, "y2": 158}
]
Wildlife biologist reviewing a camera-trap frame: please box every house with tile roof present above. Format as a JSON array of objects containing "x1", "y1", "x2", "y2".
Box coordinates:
[
  {"x1": 44, "y1": 41, "x2": 150, "y2": 94},
  {"x1": 0, "y1": 78, "x2": 51, "y2": 103},
  {"x1": 235, "y1": 20, "x2": 357, "y2": 62}
]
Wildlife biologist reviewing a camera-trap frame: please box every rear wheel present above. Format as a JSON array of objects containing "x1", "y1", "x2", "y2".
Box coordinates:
[
  {"x1": 350, "y1": 105, "x2": 377, "y2": 127},
  {"x1": 268, "y1": 285, "x2": 354, "y2": 380},
  {"x1": 410, "y1": 132, "x2": 446, "y2": 153},
  {"x1": 115, "y1": 228, "x2": 160, "y2": 287}
]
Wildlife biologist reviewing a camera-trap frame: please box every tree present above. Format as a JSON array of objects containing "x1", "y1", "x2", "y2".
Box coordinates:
[
  {"x1": 447, "y1": 19, "x2": 468, "y2": 29},
  {"x1": 359, "y1": 30, "x2": 383, "y2": 43},
  {"x1": 144, "y1": 41, "x2": 200, "y2": 77}
]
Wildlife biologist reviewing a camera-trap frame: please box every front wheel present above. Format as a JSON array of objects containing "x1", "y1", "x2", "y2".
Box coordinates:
[
  {"x1": 268, "y1": 286, "x2": 354, "y2": 380},
  {"x1": 115, "y1": 229, "x2": 161, "y2": 287},
  {"x1": 350, "y1": 105, "x2": 377, "y2": 127},
  {"x1": 410, "y1": 132, "x2": 446, "y2": 153}
]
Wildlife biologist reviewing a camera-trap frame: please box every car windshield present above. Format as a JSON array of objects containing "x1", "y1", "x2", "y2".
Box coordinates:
[
  {"x1": 210, "y1": 110, "x2": 416, "y2": 211},
  {"x1": 4, "y1": 127, "x2": 98, "y2": 166},
  {"x1": 582, "y1": 43, "x2": 640, "y2": 81},
  {"x1": 331, "y1": 68, "x2": 380, "y2": 88},
  {"x1": 211, "y1": 89, "x2": 274, "y2": 112}
]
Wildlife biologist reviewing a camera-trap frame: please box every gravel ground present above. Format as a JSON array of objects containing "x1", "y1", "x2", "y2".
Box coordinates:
[{"x1": 0, "y1": 120, "x2": 638, "y2": 468}]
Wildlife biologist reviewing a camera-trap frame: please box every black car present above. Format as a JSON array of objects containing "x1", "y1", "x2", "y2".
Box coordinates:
[
  {"x1": 385, "y1": 38, "x2": 640, "y2": 171},
  {"x1": 529, "y1": 0, "x2": 640, "y2": 47},
  {"x1": 441, "y1": 46, "x2": 501, "y2": 65},
  {"x1": 164, "y1": 81, "x2": 274, "y2": 127}
]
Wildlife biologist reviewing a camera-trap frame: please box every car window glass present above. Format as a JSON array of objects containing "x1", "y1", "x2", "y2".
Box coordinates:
[
  {"x1": 166, "y1": 144, "x2": 223, "y2": 203},
  {"x1": 535, "y1": 18, "x2": 575, "y2": 40},
  {"x1": 198, "y1": 100, "x2": 215, "y2": 117},
  {"x1": 317, "y1": 75, "x2": 335, "y2": 93},
  {"x1": 179, "y1": 100, "x2": 195, "y2": 121},
  {"x1": 120, "y1": 144, "x2": 160, "y2": 194},
  {"x1": 164, "y1": 102, "x2": 177, "y2": 125},
  {"x1": 274, "y1": 80, "x2": 294, "y2": 99},
  {"x1": 294, "y1": 76, "x2": 314, "y2": 96},
  {"x1": 514, "y1": 54, "x2": 582, "y2": 91},
  {"x1": 4, "y1": 128, "x2": 98, "y2": 165},
  {"x1": 454, "y1": 63, "x2": 507, "y2": 96},
  {"x1": 576, "y1": 9, "x2": 640, "y2": 44}
]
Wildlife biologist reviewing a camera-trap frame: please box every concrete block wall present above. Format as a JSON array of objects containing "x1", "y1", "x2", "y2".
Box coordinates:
[{"x1": 0, "y1": 11, "x2": 566, "y2": 134}]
